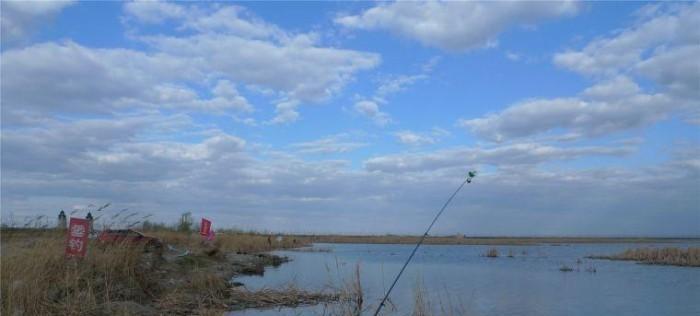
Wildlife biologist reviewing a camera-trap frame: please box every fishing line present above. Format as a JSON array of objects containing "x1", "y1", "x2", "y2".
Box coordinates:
[{"x1": 372, "y1": 170, "x2": 477, "y2": 316}]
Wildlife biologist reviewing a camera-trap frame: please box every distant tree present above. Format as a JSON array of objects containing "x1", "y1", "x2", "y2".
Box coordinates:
[{"x1": 178, "y1": 212, "x2": 193, "y2": 232}]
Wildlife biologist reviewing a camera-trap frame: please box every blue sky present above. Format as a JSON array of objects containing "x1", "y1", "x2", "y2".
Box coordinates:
[{"x1": 1, "y1": 1, "x2": 698, "y2": 236}]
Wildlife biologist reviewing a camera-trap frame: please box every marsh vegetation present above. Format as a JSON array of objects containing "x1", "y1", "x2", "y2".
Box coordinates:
[
  {"x1": 588, "y1": 247, "x2": 700, "y2": 267},
  {"x1": 0, "y1": 228, "x2": 334, "y2": 315}
]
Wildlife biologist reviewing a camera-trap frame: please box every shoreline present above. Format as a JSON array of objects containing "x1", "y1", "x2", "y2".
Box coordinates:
[
  {"x1": 0, "y1": 229, "x2": 341, "y2": 315},
  {"x1": 306, "y1": 235, "x2": 700, "y2": 246}
]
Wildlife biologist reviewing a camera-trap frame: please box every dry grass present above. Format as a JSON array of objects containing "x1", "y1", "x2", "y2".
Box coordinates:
[
  {"x1": 412, "y1": 280, "x2": 432, "y2": 316},
  {"x1": 1, "y1": 230, "x2": 158, "y2": 315},
  {"x1": 484, "y1": 248, "x2": 499, "y2": 258},
  {"x1": 332, "y1": 263, "x2": 365, "y2": 316},
  {"x1": 147, "y1": 230, "x2": 310, "y2": 254},
  {"x1": 410, "y1": 279, "x2": 469, "y2": 316},
  {"x1": 0, "y1": 228, "x2": 320, "y2": 315},
  {"x1": 589, "y1": 247, "x2": 700, "y2": 267},
  {"x1": 229, "y1": 286, "x2": 339, "y2": 311}
]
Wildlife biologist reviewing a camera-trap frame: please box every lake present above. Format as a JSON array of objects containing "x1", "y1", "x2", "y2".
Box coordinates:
[{"x1": 233, "y1": 243, "x2": 700, "y2": 316}]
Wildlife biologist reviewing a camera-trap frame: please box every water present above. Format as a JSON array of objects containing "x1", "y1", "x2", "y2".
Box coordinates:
[{"x1": 233, "y1": 243, "x2": 700, "y2": 316}]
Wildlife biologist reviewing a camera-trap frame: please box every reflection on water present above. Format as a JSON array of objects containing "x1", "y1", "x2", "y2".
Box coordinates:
[{"x1": 233, "y1": 243, "x2": 700, "y2": 316}]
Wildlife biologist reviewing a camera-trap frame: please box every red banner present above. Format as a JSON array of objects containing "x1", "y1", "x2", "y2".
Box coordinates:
[
  {"x1": 200, "y1": 218, "x2": 211, "y2": 236},
  {"x1": 66, "y1": 217, "x2": 89, "y2": 257}
]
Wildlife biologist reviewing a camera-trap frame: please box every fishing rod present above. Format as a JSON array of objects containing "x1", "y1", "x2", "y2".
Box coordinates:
[{"x1": 373, "y1": 170, "x2": 477, "y2": 316}]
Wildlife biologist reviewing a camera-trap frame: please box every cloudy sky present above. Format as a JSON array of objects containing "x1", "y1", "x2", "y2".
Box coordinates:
[{"x1": 1, "y1": 1, "x2": 698, "y2": 236}]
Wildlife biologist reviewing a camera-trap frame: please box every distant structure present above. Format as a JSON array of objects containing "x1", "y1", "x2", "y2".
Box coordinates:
[
  {"x1": 57, "y1": 210, "x2": 67, "y2": 229},
  {"x1": 85, "y1": 212, "x2": 94, "y2": 232}
]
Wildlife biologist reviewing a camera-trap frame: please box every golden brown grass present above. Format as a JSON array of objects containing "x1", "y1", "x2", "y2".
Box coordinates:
[
  {"x1": 147, "y1": 230, "x2": 310, "y2": 254},
  {"x1": 1, "y1": 229, "x2": 157, "y2": 315},
  {"x1": 0, "y1": 228, "x2": 316, "y2": 315},
  {"x1": 410, "y1": 279, "x2": 469, "y2": 316},
  {"x1": 484, "y1": 248, "x2": 499, "y2": 258},
  {"x1": 589, "y1": 247, "x2": 700, "y2": 267}
]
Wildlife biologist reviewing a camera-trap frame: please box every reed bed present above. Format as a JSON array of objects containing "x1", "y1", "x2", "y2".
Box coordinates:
[
  {"x1": 484, "y1": 248, "x2": 499, "y2": 258},
  {"x1": 410, "y1": 279, "x2": 469, "y2": 316},
  {"x1": 588, "y1": 247, "x2": 700, "y2": 267},
  {"x1": 0, "y1": 228, "x2": 320, "y2": 315},
  {"x1": 1, "y1": 232, "x2": 158, "y2": 315},
  {"x1": 146, "y1": 230, "x2": 310, "y2": 254}
]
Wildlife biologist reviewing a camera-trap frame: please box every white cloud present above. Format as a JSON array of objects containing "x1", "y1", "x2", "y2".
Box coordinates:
[
  {"x1": 124, "y1": 2, "x2": 381, "y2": 105},
  {"x1": 395, "y1": 131, "x2": 435, "y2": 146},
  {"x1": 459, "y1": 77, "x2": 674, "y2": 142},
  {"x1": 0, "y1": 41, "x2": 217, "y2": 117},
  {"x1": 354, "y1": 58, "x2": 437, "y2": 125},
  {"x1": 505, "y1": 51, "x2": 521, "y2": 61},
  {"x1": 365, "y1": 142, "x2": 635, "y2": 173},
  {"x1": 553, "y1": 3, "x2": 699, "y2": 76},
  {"x1": 581, "y1": 75, "x2": 641, "y2": 99},
  {"x1": 123, "y1": 0, "x2": 185, "y2": 24},
  {"x1": 551, "y1": 3, "x2": 699, "y2": 126},
  {"x1": 376, "y1": 74, "x2": 427, "y2": 98},
  {"x1": 2, "y1": 3, "x2": 380, "y2": 125},
  {"x1": 635, "y1": 44, "x2": 700, "y2": 99},
  {"x1": 291, "y1": 134, "x2": 367, "y2": 154},
  {"x1": 394, "y1": 128, "x2": 450, "y2": 146},
  {"x1": 336, "y1": 1, "x2": 578, "y2": 52},
  {"x1": 269, "y1": 100, "x2": 300, "y2": 124},
  {"x1": 143, "y1": 33, "x2": 379, "y2": 103},
  {"x1": 1, "y1": 2, "x2": 697, "y2": 236},
  {"x1": 1, "y1": 113, "x2": 697, "y2": 235},
  {"x1": 1, "y1": 0, "x2": 74, "y2": 41},
  {"x1": 354, "y1": 100, "x2": 391, "y2": 126}
]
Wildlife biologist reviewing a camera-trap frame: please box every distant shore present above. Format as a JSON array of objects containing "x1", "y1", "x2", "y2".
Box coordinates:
[{"x1": 306, "y1": 235, "x2": 700, "y2": 246}]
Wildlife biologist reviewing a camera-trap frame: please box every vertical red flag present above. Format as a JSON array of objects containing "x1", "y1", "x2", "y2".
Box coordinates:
[
  {"x1": 66, "y1": 217, "x2": 89, "y2": 257},
  {"x1": 200, "y1": 218, "x2": 211, "y2": 237}
]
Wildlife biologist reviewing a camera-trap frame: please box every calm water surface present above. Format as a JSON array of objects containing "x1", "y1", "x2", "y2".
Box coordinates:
[{"x1": 232, "y1": 243, "x2": 700, "y2": 316}]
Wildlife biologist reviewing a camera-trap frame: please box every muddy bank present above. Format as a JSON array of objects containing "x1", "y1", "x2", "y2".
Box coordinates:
[
  {"x1": 1, "y1": 229, "x2": 341, "y2": 315},
  {"x1": 129, "y1": 247, "x2": 339, "y2": 315}
]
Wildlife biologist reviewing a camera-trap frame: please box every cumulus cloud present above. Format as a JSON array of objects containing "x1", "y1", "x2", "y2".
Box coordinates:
[
  {"x1": 1, "y1": 108, "x2": 696, "y2": 235},
  {"x1": 354, "y1": 100, "x2": 391, "y2": 126},
  {"x1": 354, "y1": 58, "x2": 437, "y2": 125},
  {"x1": 635, "y1": 44, "x2": 700, "y2": 99},
  {"x1": 459, "y1": 77, "x2": 676, "y2": 142},
  {"x1": 336, "y1": 1, "x2": 579, "y2": 52},
  {"x1": 548, "y1": 3, "x2": 699, "y2": 128},
  {"x1": 553, "y1": 2, "x2": 700, "y2": 110},
  {"x1": 142, "y1": 33, "x2": 379, "y2": 103},
  {"x1": 269, "y1": 100, "x2": 301, "y2": 124},
  {"x1": 375, "y1": 74, "x2": 427, "y2": 99},
  {"x1": 0, "y1": 41, "x2": 252, "y2": 120},
  {"x1": 123, "y1": 0, "x2": 186, "y2": 24},
  {"x1": 2, "y1": 2, "x2": 697, "y2": 236},
  {"x1": 365, "y1": 142, "x2": 635, "y2": 173},
  {"x1": 5, "y1": 115, "x2": 696, "y2": 235},
  {"x1": 394, "y1": 131, "x2": 436, "y2": 146},
  {"x1": 553, "y1": 3, "x2": 699, "y2": 77},
  {"x1": 1, "y1": 0, "x2": 74, "y2": 42},
  {"x1": 394, "y1": 128, "x2": 450, "y2": 146},
  {"x1": 2, "y1": 2, "x2": 380, "y2": 125},
  {"x1": 291, "y1": 134, "x2": 368, "y2": 154},
  {"x1": 124, "y1": 2, "x2": 381, "y2": 106}
]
